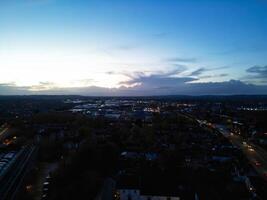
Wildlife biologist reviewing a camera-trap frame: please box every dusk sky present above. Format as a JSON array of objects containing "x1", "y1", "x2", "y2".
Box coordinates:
[{"x1": 0, "y1": 0, "x2": 267, "y2": 95}]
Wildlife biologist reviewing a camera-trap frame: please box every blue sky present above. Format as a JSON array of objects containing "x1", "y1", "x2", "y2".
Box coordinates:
[{"x1": 0, "y1": 0, "x2": 267, "y2": 95}]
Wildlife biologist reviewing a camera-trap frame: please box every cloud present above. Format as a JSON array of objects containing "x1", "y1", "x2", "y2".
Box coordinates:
[
  {"x1": 120, "y1": 74, "x2": 196, "y2": 90},
  {"x1": 189, "y1": 66, "x2": 229, "y2": 77},
  {"x1": 71, "y1": 79, "x2": 94, "y2": 86},
  {"x1": 116, "y1": 70, "x2": 267, "y2": 95},
  {"x1": 185, "y1": 80, "x2": 267, "y2": 95},
  {"x1": 107, "y1": 65, "x2": 187, "y2": 81},
  {"x1": 115, "y1": 45, "x2": 136, "y2": 51},
  {"x1": 189, "y1": 68, "x2": 206, "y2": 76},
  {"x1": 30, "y1": 82, "x2": 56, "y2": 91},
  {"x1": 246, "y1": 65, "x2": 267, "y2": 78},
  {"x1": 1, "y1": 71, "x2": 267, "y2": 96},
  {"x1": 163, "y1": 57, "x2": 197, "y2": 63},
  {"x1": 199, "y1": 73, "x2": 228, "y2": 79},
  {"x1": 245, "y1": 65, "x2": 267, "y2": 84},
  {"x1": 0, "y1": 83, "x2": 31, "y2": 95}
]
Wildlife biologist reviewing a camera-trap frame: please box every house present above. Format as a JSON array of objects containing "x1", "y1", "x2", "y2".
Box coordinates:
[
  {"x1": 116, "y1": 175, "x2": 181, "y2": 200},
  {"x1": 115, "y1": 174, "x2": 197, "y2": 200}
]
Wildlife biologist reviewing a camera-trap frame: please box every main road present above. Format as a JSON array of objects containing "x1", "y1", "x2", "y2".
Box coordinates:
[
  {"x1": 227, "y1": 133, "x2": 267, "y2": 180},
  {"x1": 206, "y1": 121, "x2": 267, "y2": 181},
  {"x1": 182, "y1": 113, "x2": 267, "y2": 181}
]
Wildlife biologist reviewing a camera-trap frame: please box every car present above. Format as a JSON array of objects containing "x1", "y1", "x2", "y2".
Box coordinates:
[
  {"x1": 3, "y1": 153, "x2": 15, "y2": 159},
  {"x1": 43, "y1": 182, "x2": 49, "y2": 186},
  {"x1": 248, "y1": 147, "x2": 255, "y2": 152},
  {"x1": 253, "y1": 160, "x2": 261, "y2": 167}
]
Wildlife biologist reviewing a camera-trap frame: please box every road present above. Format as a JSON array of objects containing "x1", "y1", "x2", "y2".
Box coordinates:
[
  {"x1": 190, "y1": 115, "x2": 267, "y2": 182},
  {"x1": 228, "y1": 134, "x2": 267, "y2": 180},
  {"x1": 181, "y1": 113, "x2": 267, "y2": 198},
  {"x1": 95, "y1": 178, "x2": 115, "y2": 200},
  {"x1": 209, "y1": 123, "x2": 267, "y2": 181},
  {"x1": 32, "y1": 162, "x2": 58, "y2": 200}
]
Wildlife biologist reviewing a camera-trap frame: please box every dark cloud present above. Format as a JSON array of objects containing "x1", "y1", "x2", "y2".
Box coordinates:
[
  {"x1": 246, "y1": 65, "x2": 267, "y2": 78},
  {"x1": 166, "y1": 66, "x2": 188, "y2": 75},
  {"x1": 189, "y1": 68, "x2": 206, "y2": 76},
  {"x1": 47, "y1": 80, "x2": 267, "y2": 95},
  {"x1": 245, "y1": 65, "x2": 267, "y2": 83},
  {"x1": 185, "y1": 80, "x2": 267, "y2": 95},
  {"x1": 117, "y1": 72, "x2": 267, "y2": 95},
  {"x1": 189, "y1": 66, "x2": 229, "y2": 77},
  {"x1": 120, "y1": 75, "x2": 196, "y2": 90},
  {"x1": 199, "y1": 73, "x2": 228, "y2": 79},
  {"x1": 108, "y1": 65, "x2": 187, "y2": 80},
  {"x1": 1, "y1": 75, "x2": 267, "y2": 96},
  {"x1": 0, "y1": 83, "x2": 31, "y2": 95}
]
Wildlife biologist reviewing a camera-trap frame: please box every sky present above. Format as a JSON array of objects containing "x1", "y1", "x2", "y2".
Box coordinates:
[{"x1": 0, "y1": 0, "x2": 267, "y2": 95}]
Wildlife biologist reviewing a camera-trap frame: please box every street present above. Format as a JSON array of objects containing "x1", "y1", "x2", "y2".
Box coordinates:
[
  {"x1": 195, "y1": 118, "x2": 267, "y2": 182},
  {"x1": 228, "y1": 134, "x2": 267, "y2": 181}
]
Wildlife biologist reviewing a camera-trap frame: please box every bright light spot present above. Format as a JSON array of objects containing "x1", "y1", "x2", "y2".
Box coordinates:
[{"x1": 0, "y1": 47, "x2": 132, "y2": 90}]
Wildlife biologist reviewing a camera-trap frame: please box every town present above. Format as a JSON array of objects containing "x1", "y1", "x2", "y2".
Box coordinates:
[{"x1": 0, "y1": 95, "x2": 267, "y2": 200}]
